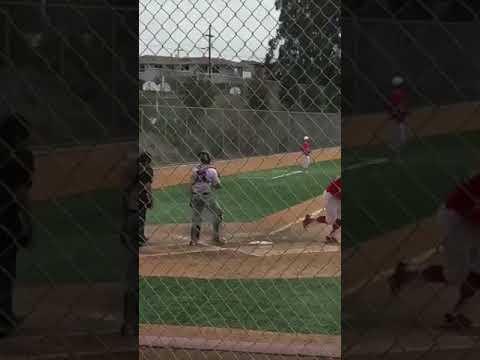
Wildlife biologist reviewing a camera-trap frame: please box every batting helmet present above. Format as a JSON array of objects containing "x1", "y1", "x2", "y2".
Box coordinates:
[
  {"x1": 392, "y1": 75, "x2": 404, "y2": 87},
  {"x1": 198, "y1": 150, "x2": 212, "y2": 164}
]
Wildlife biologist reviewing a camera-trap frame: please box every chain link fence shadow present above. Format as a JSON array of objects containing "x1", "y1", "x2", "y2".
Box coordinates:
[{"x1": 139, "y1": 0, "x2": 341, "y2": 358}]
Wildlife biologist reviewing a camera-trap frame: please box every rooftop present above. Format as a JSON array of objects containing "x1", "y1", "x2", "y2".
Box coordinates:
[{"x1": 140, "y1": 55, "x2": 263, "y2": 67}]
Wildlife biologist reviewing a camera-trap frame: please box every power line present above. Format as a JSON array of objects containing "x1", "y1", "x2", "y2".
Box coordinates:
[{"x1": 203, "y1": 24, "x2": 214, "y2": 78}]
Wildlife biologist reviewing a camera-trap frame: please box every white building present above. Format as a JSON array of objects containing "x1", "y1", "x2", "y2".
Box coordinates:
[{"x1": 139, "y1": 56, "x2": 264, "y2": 84}]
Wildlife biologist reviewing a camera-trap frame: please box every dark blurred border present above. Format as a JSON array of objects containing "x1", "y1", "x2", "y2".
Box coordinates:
[
  {"x1": 1, "y1": 1, "x2": 139, "y2": 358},
  {"x1": 342, "y1": 1, "x2": 480, "y2": 359}
]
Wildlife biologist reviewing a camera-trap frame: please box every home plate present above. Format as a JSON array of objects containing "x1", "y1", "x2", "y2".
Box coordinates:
[{"x1": 248, "y1": 240, "x2": 273, "y2": 245}]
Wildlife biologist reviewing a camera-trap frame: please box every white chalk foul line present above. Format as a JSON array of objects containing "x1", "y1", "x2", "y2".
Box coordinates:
[
  {"x1": 272, "y1": 170, "x2": 304, "y2": 180},
  {"x1": 235, "y1": 245, "x2": 340, "y2": 257},
  {"x1": 344, "y1": 157, "x2": 389, "y2": 171},
  {"x1": 238, "y1": 176, "x2": 268, "y2": 180},
  {"x1": 248, "y1": 240, "x2": 273, "y2": 245},
  {"x1": 269, "y1": 208, "x2": 325, "y2": 236},
  {"x1": 140, "y1": 244, "x2": 230, "y2": 257},
  {"x1": 343, "y1": 246, "x2": 442, "y2": 297}
]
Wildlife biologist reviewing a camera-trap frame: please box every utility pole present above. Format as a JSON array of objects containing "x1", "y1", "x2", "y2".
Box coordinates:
[
  {"x1": 175, "y1": 45, "x2": 182, "y2": 58},
  {"x1": 203, "y1": 25, "x2": 214, "y2": 78}
]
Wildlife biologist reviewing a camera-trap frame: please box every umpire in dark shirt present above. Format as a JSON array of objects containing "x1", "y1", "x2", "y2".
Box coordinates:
[
  {"x1": 0, "y1": 113, "x2": 34, "y2": 338},
  {"x1": 120, "y1": 151, "x2": 153, "y2": 336}
]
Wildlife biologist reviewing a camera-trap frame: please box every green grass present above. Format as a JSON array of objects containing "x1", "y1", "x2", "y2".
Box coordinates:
[
  {"x1": 17, "y1": 129, "x2": 480, "y2": 281},
  {"x1": 147, "y1": 160, "x2": 341, "y2": 224},
  {"x1": 17, "y1": 189, "x2": 127, "y2": 283},
  {"x1": 343, "y1": 130, "x2": 480, "y2": 248},
  {"x1": 140, "y1": 277, "x2": 340, "y2": 335},
  {"x1": 17, "y1": 161, "x2": 339, "y2": 282}
]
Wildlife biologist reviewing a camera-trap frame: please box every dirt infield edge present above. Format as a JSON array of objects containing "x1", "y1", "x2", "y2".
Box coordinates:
[
  {"x1": 140, "y1": 324, "x2": 340, "y2": 358},
  {"x1": 153, "y1": 146, "x2": 341, "y2": 189}
]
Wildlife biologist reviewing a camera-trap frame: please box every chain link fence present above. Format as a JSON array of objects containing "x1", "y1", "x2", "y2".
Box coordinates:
[
  {"x1": 1, "y1": 1, "x2": 139, "y2": 358},
  {"x1": 139, "y1": 0, "x2": 341, "y2": 358},
  {"x1": 343, "y1": 2, "x2": 480, "y2": 359},
  {"x1": 6, "y1": 1, "x2": 478, "y2": 359}
]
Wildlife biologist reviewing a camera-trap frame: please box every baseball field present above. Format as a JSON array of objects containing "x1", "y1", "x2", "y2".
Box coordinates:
[
  {"x1": 148, "y1": 160, "x2": 340, "y2": 224},
  {"x1": 9, "y1": 148, "x2": 342, "y2": 358},
  {"x1": 8, "y1": 104, "x2": 479, "y2": 358},
  {"x1": 343, "y1": 129, "x2": 480, "y2": 248},
  {"x1": 18, "y1": 129, "x2": 479, "y2": 283},
  {"x1": 138, "y1": 149, "x2": 342, "y2": 358},
  {"x1": 343, "y1": 125, "x2": 480, "y2": 358}
]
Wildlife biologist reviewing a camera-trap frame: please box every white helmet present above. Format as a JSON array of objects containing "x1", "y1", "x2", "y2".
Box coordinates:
[
  {"x1": 304, "y1": 136, "x2": 309, "y2": 141},
  {"x1": 392, "y1": 76, "x2": 404, "y2": 86}
]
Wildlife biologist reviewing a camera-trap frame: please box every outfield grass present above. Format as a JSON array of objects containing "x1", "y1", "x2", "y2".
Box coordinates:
[
  {"x1": 17, "y1": 190, "x2": 127, "y2": 283},
  {"x1": 147, "y1": 160, "x2": 341, "y2": 224},
  {"x1": 343, "y1": 130, "x2": 480, "y2": 248},
  {"x1": 140, "y1": 277, "x2": 340, "y2": 335}
]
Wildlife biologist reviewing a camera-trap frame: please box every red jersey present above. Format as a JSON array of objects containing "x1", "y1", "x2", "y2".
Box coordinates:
[
  {"x1": 446, "y1": 174, "x2": 480, "y2": 225},
  {"x1": 302, "y1": 141, "x2": 311, "y2": 155},
  {"x1": 326, "y1": 177, "x2": 341, "y2": 200},
  {"x1": 387, "y1": 87, "x2": 408, "y2": 123}
]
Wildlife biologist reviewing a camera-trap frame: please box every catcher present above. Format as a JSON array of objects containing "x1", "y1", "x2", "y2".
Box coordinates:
[
  {"x1": 189, "y1": 151, "x2": 224, "y2": 246},
  {"x1": 389, "y1": 173, "x2": 480, "y2": 328},
  {"x1": 303, "y1": 177, "x2": 341, "y2": 244}
]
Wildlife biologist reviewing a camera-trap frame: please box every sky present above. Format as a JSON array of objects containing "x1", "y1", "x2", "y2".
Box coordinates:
[{"x1": 139, "y1": 0, "x2": 280, "y2": 62}]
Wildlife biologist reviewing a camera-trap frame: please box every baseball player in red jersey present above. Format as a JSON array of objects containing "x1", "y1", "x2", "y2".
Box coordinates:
[
  {"x1": 301, "y1": 136, "x2": 312, "y2": 171},
  {"x1": 389, "y1": 173, "x2": 480, "y2": 328},
  {"x1": 303, "y1": 177, "x2": 341, "y2": 244},
  {"x1": 386, "y1": 75, "x2": 409, "y2": 152}
]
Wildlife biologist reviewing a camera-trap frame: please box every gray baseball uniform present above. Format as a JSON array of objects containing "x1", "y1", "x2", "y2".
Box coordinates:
[{"x1": 190, "y1": 164, "x2": 223, "y2": 244}]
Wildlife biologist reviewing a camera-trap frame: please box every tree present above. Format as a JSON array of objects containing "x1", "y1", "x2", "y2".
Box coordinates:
[{"x1": 266, "y1": 0, "x2": 340, "y2": 112}]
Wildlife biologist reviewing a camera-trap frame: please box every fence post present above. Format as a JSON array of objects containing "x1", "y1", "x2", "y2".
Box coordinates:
[
  {"x1": 111, "y1": 11, "x2": 116, "y2": 130},
  {"x1": 4, "y1": 11, "x2": 10, "y2": 60},
  {"x1": 353, "y1": 18, "x2": 360, "y2": 114}
]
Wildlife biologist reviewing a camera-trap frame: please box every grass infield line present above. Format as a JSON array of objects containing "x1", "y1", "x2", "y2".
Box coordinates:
[{"x1": 272, "y1": 170, "x2": 304, "y2": 180}]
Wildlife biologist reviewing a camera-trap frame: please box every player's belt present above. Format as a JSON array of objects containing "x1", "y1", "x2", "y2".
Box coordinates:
[{"x1": 192, "y1": 192, "x2": 210, "y2": 196}]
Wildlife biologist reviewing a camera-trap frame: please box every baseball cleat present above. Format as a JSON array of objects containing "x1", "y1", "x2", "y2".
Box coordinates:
[
  {"x1": 388, "y1": 262, "x2": 416, "y2": 295},
  {"x1": 443, "y1": 313, "x2": 473, "y2": 329},
  {"x1": 325, "y1": 235, "x2": 339, "y2": 245},
  {"x1": 189, "y1": 240, "x2": 198, "y2": 246},
  {"x1": 212, "y1": 237, "x2": 225, "y2": 246},
  {"x1": 303, "y1": 214, "x2": 314, "y2": 229}
]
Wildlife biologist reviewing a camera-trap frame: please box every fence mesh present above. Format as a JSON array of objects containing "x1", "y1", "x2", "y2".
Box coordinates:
[
  {"x1": 139, "y1": 0, "x2": 341, "y2": 358},
  {"x1": 1, "y1": 1, "x2": 139, "y2": 358},
  {"x1": 4, "y1": 0, "x2": 478, "y2": 359},
  {"x1": 343, "y1": 1, "x2": 480, "y2": 360}
]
